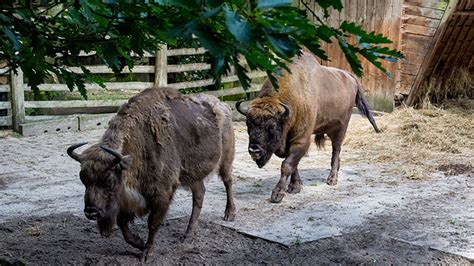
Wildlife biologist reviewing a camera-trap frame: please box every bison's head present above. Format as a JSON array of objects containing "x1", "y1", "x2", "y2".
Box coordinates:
[
  {"x1": 236, "y1": 97, "x2": 290, "y2": 168},
  {"x1": 67, "y1": 143, "x2": 132, "y2": 237}
]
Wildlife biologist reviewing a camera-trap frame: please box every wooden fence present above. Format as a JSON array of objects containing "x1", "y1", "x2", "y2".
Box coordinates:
[{"x1": 0, "y1": 45, "x2": 266, "y2": 136}]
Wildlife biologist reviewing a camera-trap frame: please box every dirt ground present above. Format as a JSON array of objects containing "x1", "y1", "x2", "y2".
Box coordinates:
[{"x1": 0, "y1": 107, "x2": 473, "y2": 264}]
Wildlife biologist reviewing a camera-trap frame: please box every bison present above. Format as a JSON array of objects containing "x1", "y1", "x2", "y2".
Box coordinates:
[
  {"x1": 67, "y1": 87, "x2": 236, "y2": 261},
  {"x1": 236, "y1": 49, "x2": 380, "y2": 203}
]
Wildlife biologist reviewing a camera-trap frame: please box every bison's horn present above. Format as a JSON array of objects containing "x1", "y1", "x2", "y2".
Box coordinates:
[
  {"x1": 100, "y1": 146, "x2": 123, "y2": 166},
  {"x1": 280, "y1": 102, "x2": 290, "y2": 118},
  {"x1": 236, "y1": 100, "x2": 248, "y2": 116},
  {"x1": 67, "y1": 142, "x2": 88, "y2": 162}
]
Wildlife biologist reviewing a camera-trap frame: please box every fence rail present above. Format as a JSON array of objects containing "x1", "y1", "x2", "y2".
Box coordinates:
[{"x1": 0, "y1": 45, "x2": 265, "y2": 135}]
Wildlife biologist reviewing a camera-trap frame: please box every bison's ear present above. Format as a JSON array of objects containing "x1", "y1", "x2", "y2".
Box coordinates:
[{"x1": 119, "y1": 155, "x2": 133, "y2": 170}]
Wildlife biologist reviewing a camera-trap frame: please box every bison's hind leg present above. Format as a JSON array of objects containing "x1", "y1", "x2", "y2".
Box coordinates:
[
  {"x1": 218, "y1": 124, "x2": 236, "y2": 221},
  {"x1": 219, "y1": 162, "x2": 236, "y2": 221},
  {"x1": 326, "y1": 126, "x2": 347, "y2": 186},
  {"x1": 182, "y1": 180, "x2": 206, "y2": 242}
]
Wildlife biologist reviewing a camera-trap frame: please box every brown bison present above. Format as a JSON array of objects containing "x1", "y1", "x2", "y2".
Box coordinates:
[
  {"x1": 236, "y1": 49, "x2": 380, "y2": 203},
  {"x1": 67, "y1": 87, "x2": 236, "y2": 261}
]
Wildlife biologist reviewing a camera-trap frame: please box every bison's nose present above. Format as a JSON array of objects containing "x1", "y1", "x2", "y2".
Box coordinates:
[
  {"x1": 84, "y1": 206, "x2": 101, "y2": 221},
  {"x1": 249, "y1": 144, "x2": 263, "y2": 159}
]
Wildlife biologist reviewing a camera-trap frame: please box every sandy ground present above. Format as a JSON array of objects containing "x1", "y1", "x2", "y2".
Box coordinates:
[{"x1": 0, "y1": 115, "x2": 473, "y2": 264}]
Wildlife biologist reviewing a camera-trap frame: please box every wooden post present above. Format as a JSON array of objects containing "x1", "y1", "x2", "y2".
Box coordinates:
[
  {"x1": 154, "y1": 44, "x2": 168, "y2": 87},
  {"x1": 11, "y1": 68, "x2": 25, "y2": 132}
]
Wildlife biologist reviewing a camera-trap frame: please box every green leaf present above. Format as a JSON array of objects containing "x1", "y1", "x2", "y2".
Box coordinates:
[
  {"x1": 341, "y1": 21, "x2": 392, "y2": 44},
  {"x1": 266, "y1": 34, "x2": 299, "y2": 59},
  {"x1": 337, "y1": 36, "x2": 362, "y2": 77},
  {"x1": 223, "y1": 5, "x2": 253, "y2": 45}
]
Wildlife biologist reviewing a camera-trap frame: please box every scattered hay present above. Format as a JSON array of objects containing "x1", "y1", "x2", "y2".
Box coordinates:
[{"x1": 344, "y1": 101, "x2": 474, "y2": 180}]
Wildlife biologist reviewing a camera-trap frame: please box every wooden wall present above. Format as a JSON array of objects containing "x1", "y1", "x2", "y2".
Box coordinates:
[
  {"x1": 399, "y1": 0, "x2": 450, "y2": 96},
  {"x1": 295, "y1": 0, "x2": 403, "y2": 112}
]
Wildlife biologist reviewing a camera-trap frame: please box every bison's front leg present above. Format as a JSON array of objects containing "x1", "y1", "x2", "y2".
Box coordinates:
[
  {"x1": 118, "y1": 214, "x2": 145, "y2": 250},
  {"x1": 287, "y1": 168, "x2": 303, "y2": 194},
  {"x1": 140, "y1": 202, "x2": 171, "y2": 262},
  {"x1": 271, "y1": 142, "x2": 309, "y2": 203}
]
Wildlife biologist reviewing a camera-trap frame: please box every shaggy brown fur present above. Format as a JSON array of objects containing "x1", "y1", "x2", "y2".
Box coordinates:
[
  {"x1": 68, "y1": 87, "x2": 236, "y2": 261},
  {"x1": 237, "y1": 49, "x2": 379, "y2": 203}
]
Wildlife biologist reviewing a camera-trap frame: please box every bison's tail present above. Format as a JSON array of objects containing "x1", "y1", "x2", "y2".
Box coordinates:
[
  {"x1": 314, "y1": 134, "x2": 326, "y2": 149},
  {"x1": 355, "y1": 86, "x2": 381, "y2": 133}
]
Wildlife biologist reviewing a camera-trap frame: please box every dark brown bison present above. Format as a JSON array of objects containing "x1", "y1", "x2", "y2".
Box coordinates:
[
  {"x1": 236, "y1": 49, "x2": 380, "y2": 203},
  {"x1": 67, "y1": 87, "x2": 236, "y2": 261}
]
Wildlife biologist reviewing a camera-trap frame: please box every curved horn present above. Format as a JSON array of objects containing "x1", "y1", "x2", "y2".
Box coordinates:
[
  {"x1": 236, "y1": 100, "x2": 248, "y2": 117},
  {"x1": 67, "y1": 142, "x2": 88, "y2": 162},
  {"x1": 280, "y1": 102, "x2": 290, "y2": 118},
  {"x1": 100, "y1": 146, "x2": 123, "y2": 166}
]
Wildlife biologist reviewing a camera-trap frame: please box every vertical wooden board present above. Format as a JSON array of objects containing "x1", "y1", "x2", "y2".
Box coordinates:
[
  {"x1": 154, "y1": 44, "x2": 168, "y2": 87},
  {"x1": 10, "y1": 69, "x2": 25, "y2": 132}
]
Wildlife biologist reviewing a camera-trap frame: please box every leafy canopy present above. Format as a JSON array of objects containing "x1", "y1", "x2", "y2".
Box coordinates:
[{"x1": 0, "y1": 0, "x2": 403, "y2": 98}]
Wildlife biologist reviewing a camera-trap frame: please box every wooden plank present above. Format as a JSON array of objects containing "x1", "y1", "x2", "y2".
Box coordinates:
[
  {"x1": 201, "y1": 85, "x2": 261, "y2": 98},
  {"x1": 401, "y1": 52, "x2": 426, "y2": 65},
  {"x1": 19, "y1": 117, "x2": 79, "y2": 137},
  {"x1": 401, "y1": 42, "x2": 429, "y2": 54},
  {"x1": 402, "y1": 33, "x2": 434, "y2": 48},
  {"x1": 0, "y1": 116, "x2": 12, "y2": 126},
  {"x1": 404, "y1": 0, "x2": 449, "y2": 10},
  {"x1": 402, "y1": 23, "x2": 437, "y2": 36},
  {"x1": 67, "y1": 65, "x2": 154, "y2": 74},
  {"x1": 0, "y1": 102, "x2": 11, "y2": 109},
  {"x1": 400, "y1": 73, "x2": 417, "y2": 84},
  {"x1": 78, "y1": 51, "x2": 154, "y2": 57},
  {"x1": 404, "y1": 5, "x2": 445, "y2": 19},
  {"x1": 168, "y1": 71, "x2": 267, "y2": 90},
  {"x1": 25, "y1": 99, "x2": 128, "y2": 108},
  {"x1": 154, "y1": 44, "x2": 168, "y2": 87},
  {"x1": 11, "y1": 69, "x2": 25, "y2": 132},
  {"x1": 0, "y1": 67, "x2": 9, "y2": 75},
  {"x1": 24, "y1": 82, "x2": 154, "y2": 92},
  {"x1": 400, "y1": 62, "x2": 422, "y2": 74},
  {"x1": 168, "y1": 63, "x2": 211, "y2": 73},
  {"x1": 167, "y1": 47, "x2": 207, "y2": 57},
  {"x1": 26, "y1": 115, "x2": 78, "y2": 122},
  {"x1": 0, "y1": 85, "x2": 10, "y2": 92},
  {"x1": 79, "y1": 113, "x2": 115, "y2": 131},
  {"x1": 402, "y1": 14, "x2": 441, "y2": 28}
]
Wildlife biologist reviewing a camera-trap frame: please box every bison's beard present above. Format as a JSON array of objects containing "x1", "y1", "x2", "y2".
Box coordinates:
[
  {"x1": 97, "y1": 203, "x2": 119, "y2": 237},
  {"x1": 254, "y1": 152, "x2": 273, "y2": 168}
]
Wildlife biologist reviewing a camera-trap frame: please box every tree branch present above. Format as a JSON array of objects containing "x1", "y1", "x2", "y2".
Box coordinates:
[{"x1": 300, "y1": 0, "x2": 325, "y2": 25}]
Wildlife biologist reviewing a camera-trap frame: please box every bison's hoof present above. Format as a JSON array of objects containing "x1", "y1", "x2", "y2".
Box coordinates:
[
  {"x1": 326, "y1": 175, "x2": 338, "y2": 186},
  {"x1": 287, "y1": 181, "x2": 303, "y2": 194},
  {"x1": 223, "y1": 210, "x2": 236, "y2": 221},
  {"x1": 139, "y1": 248, "x2": 152, "y2": 262},
  {"x1": 270, "y1": 190, "x2": 286, "y2": 203}
]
